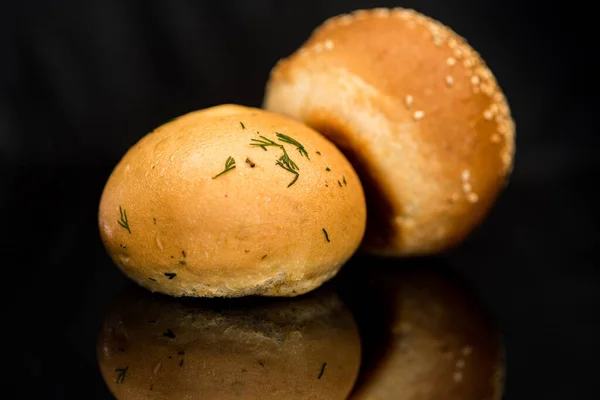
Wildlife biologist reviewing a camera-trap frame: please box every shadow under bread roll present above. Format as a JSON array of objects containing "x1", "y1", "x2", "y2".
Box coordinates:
[
  {"x1": 97, "y1": 283, "x2": 361, "y2": 400},
  {"x1": 336, "y1": 256, "x2": 504, "y2": 400}
]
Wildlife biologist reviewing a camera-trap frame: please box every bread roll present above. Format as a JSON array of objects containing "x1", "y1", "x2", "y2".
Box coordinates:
[
  {"x1": 98, "y1": 105, "x2": 366, "y2": 297},
  {"x1": 264, "y1": 8, "x2": 515, "y2": 256},
  {"x1": 97, "y1": 284, "x2": 361, "y2": 399},
  {"x1": 336, "y1": 256, "x2": 504, "y2": 400}
]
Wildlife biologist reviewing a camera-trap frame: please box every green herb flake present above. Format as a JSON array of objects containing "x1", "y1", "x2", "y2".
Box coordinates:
[
  {"x1": 212, "y1": 156, "x2": 236, "y2": 179},
  {"x1": 322, "y1": 228, "x2": 330, "y2": 243},
  {"x1": 250, "y1": 135, "x2": 300, "y2": 187},
  {"x1": 318, "y1": 362, "x2": 327, "y2": 379},
  {"x1": 179, "y1": 259, "x2": 186, "y2": 265},
  {"x1": 117, "y1": 206, "x2": 131, "y2": 233},
  {"x1": 163, "y1": 329, "x2": 176, "y2": 338},
  {"x1": 240, "y1": 121, "x2": 245, "y2": 129},
  {"x1": 115, "y1": 367, "x2": 128, "y2": 384},
  {"x1": 164, "y1": 273, "x2": 177, "y2": 279},
  {"x1": 338, "y1": 180, "x2": 342, "y2": 187},
  {"x1": 325, "y1": 167, "x2": 331, "y2": 172},
  {"x1": 148, "y1": 278, "x2": 156, "y2": 282},
  {"x1": 276, "y1": 133, "x2": 310, "y2": 159},
  {"x1": 316, "y1": 151, "x2": 321, "y2": 155},
  {"x1": 342, "y1": 176, "x2": 347, "y2": 186}
]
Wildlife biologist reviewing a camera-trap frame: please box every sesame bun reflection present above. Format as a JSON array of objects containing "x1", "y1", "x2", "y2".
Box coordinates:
[
  {"x1": 97, "y1": 284, "x2": 361, "y2": 400},
  {"x1": 264, "y1": 8, "x2": 515, "y2": 256},
  {"x1": 336, "y1": 256, "x2": 504, "y2": 400}
]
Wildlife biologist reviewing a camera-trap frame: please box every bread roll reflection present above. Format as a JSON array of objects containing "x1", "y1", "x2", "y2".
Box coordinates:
[
  {"x1": 338, "y1": 257, "x2": 504, "y2": 400},
  {"x1": 97, "y1": 284, "x2": 361, "y2": 399}
]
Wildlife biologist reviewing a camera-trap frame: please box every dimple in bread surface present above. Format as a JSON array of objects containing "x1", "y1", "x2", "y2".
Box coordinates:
[
  {"x1": 264, "y1": 8, "x2": 515, "y2": 256},
  {"x1": 98, "y1": 105, "x2": 366, "y2": 297}
]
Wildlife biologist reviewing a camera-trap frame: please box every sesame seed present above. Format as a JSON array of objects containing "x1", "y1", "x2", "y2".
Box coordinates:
[
  {"x1": 463, "y1": 58, "x2": 475, "y2": 68},
  {"x1": 448, "y1": 38, "x2": 458, "y2": 48},
  {"x1": 453, "y1": 371, "x2": 464, "y2": 383},
  {"x1": 353, "y1": 9, "x2": 370, "y2": 19},
  {"x1": 405, "y1": 94, "x2": 414, "y2": 108},
  {"x1": 446, "y1": 57, "x2": 456, "y2": 66},
  {"x1": 461, "y1": 169, "x2": 470, "y2": 181},
  {"x1": 491, "y1": 133, "x2": 501, "y2": 143},
  {"x1": 463, "y1": 182, "x2": 472, "y2": 192},
  {"x1": 502, "y1": 153, "x2": 512, "y2": 167},
  {"x1": 481, "y1": 84, "x2": 494, "y2": 96},
  {"x1": 413, "y1": 110, "x2": 425, "y2": 121},
  {"x1": 471, "y1": 75, "x2": 480, "y2": 85},
  {"x1": 433, "y1": 35, "x2": 443, "y2": 46},
  {"x1": 456, "y1": 359, "x2": 465, "y2": 369},
  {"x1": 445, "y1": 75, "x2": 454, "y2": 87},
  {"x1": 324, "y1": 40, "x2": 334, "y2": 50},
  {"x1": 338, "y1": 14, "x2": 353, "y2": 25},
  {"x1": 373, "y1": 8, "x2": 390, "y2": 17},
  {"x1": 461, "y1": 346, "x2": 473, "y2": 356},
  {"x1": 484, "y1": 110, "x2": 494, "y2": 120},
  {"x1": 453, "y1": 48, "x2": 463, "y2": 58},
  {"x1": 467, "y1": 192, "x2": 479, "y2": 203},
  {"x1": 393, "y1": 8, "x2": 410, "y2": 19}
]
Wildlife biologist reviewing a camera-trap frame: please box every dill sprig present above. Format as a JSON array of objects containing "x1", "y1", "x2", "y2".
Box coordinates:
[
  {"x1": 250, "y1": 135, "x2": 281, "y2": 151},
  {"x1": 276, "y1": 133, "x2": 309, "y2": 159},
  {"x1": 240, "y1": 121, "x2": 245, "y2": 129},
  {"x1": 117, "y1": 206, "x2": 131, "y2": 233},
  {"x1": 318, "y1": 362, "x2": 327, "y2": 379},
  {"x1": 250, "y1": 135, "x2": 302, "y2": 187},
  {"x1": 115, "y1": 367, "x2": 128, "y2": 384},
  {"x1": 276, "y1": 151, "x2": 299, "y2": 187},
  {"x1": 322, "y1": 228, "x2": 330, "y2": 242},
  {"x1": 212, "y1": 156, "x2": 236, "y2": 179}
]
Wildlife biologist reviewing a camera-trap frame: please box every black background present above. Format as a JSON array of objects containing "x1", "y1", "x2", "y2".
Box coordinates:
[{"x1": 2, "y1": 0, "x2": 598, "y2": 399}]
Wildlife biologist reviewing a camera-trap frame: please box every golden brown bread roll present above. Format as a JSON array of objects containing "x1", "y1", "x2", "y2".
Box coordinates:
[
  {"x1": 336, "y1": 256, "x2": 504, "y2": 400},
  {"x1": 97, "y1": 284, "x2": 361, "y2": 399},
  {"x1": 98, "y1": 104, "x2": 366, "y2": 297},
  {"x1": 264, "y1": 8, "x2": 515, "y2": 256}
]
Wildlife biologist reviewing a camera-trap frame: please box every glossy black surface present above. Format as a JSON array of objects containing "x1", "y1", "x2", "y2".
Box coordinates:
[{"x1": 3, "y1": 1, "x2": 597, "y2": 399}]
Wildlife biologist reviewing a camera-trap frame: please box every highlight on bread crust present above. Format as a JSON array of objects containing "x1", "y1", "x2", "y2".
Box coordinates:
[
  {"x1": 98, "y1": 104, "x2": 366, "y2": 297},
  {"x1": 97, "y1": 284, "x2": 361, "y2": 400},
  {"x1": 264, "y1": 8, "x2": 515, "y2": 256}
]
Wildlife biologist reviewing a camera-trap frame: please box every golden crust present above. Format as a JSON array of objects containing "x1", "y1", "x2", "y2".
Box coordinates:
[
  {"x1": 97, "y1": 285, "x2": 361, "y2": 399},
  {"x1": 264, "y1": 8, "x2": 515, "y2": 256},
  {"x1": 98, "y1": 105, "x2": 366, "y2": 297}
]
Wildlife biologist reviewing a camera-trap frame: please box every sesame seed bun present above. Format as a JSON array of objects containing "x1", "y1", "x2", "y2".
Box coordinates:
[
  {"x1": 337, "y1": 256, "x2": 504, "y2": 400},
  {"x1": 97, "y1": 284, "x2": 361, "y2": 399},
  {"x1": 98, "y1": 105, "x2": 366, "y2": 297},
  {"x1": 264, "y1": 8, "x2": 515, "y2": 256}
]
